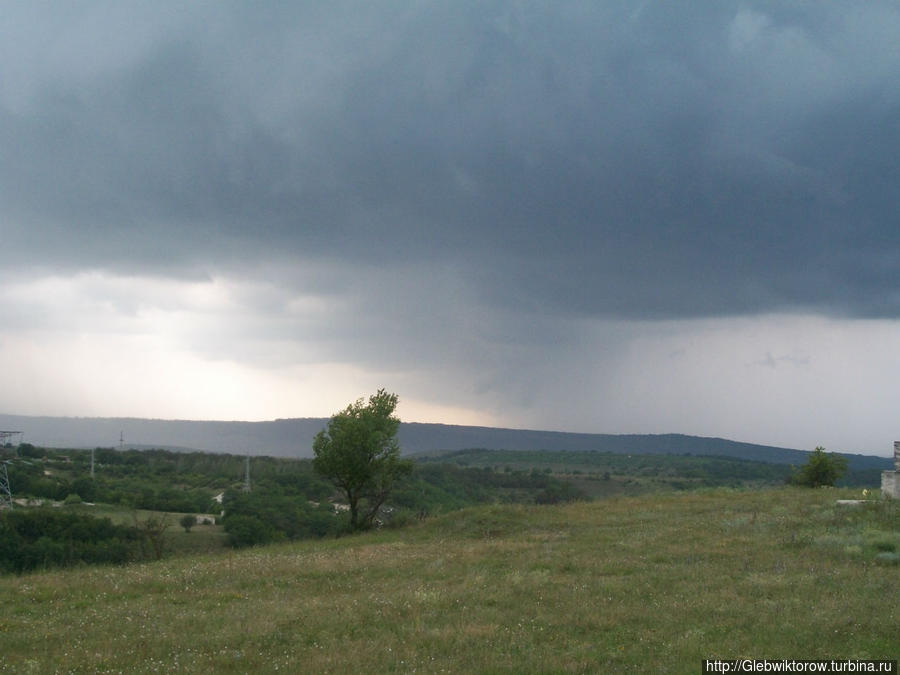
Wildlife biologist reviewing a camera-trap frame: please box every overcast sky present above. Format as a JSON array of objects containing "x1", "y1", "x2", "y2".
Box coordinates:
[{"x1": 1, "y1": 1, "x2": 898, "y2": 456}]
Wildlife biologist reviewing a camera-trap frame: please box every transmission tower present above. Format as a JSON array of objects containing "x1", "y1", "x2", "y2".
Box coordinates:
[
  {"x1": 0, "y1": 431, "x2": 23, "y2": 510},
  {"x1": 0, "y1": 462, "x2": 12, "y2": 510},
  {"x1": 0, "y1": 430, "x2": 24, "y2": 449}
]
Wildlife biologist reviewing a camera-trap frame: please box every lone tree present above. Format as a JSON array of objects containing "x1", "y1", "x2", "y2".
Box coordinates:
[
  {"x1": 313, "y1": 389, "x2": 412, "y2": 530},
  {"x1": 791, "y1": 446, "x2": 847, "y2": 487}
]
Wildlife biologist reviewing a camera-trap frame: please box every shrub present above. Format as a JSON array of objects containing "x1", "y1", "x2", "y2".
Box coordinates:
[
  {"x1": 535, "y1": 481, "x2": 584, "y2": 505},
  {"x1": 17, "y1": 443, "x2": 42, "y2": 459},
  {"x1": 791, "y1": 447, "x2": 847, "y2": 487},
  {"x1": 223, "y1": 515, "x2": 278, "y2": 548},
  {"x1": 0, "y1": 509, "x2": 139, "y2": 573},
  {"x1": 222, "y1": 491, "x2": 339, "y2": 543},
  {"x1": 382, "y1": 507, "x2": 416, "y2": 530}
]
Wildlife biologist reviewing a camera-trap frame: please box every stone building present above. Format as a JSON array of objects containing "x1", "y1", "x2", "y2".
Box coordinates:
[{"x1": 881, "y1": 441, "x2": 900, "y2": 498}]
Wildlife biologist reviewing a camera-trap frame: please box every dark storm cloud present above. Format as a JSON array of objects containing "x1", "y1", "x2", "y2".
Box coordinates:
[{"x1": 2, "y1": 1, "x2": 899, "y2": 318}]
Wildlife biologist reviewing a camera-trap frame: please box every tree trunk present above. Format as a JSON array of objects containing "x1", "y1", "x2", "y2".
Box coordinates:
[{"x1": 348, "y1": 494, "x2": 359, "y2": 530}]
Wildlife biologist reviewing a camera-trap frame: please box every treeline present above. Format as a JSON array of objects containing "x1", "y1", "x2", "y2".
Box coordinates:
[
  {"x1": 392, "y1": 463, "x2": 583, "y2": 512},
  {"x1": 0, "y1": 440, "x2": 886, "y2": 572},
  {"x1": 417, "y1": 448, "x2": 881, "y2": 487},
  {"x1": 2, "y1": 444, "x2": 586, "y2": 553},
  {"x1": 5, "y1": 444, "x2": 334, "y2": 513},
  {"x1": 0, "y1": 509, "x2": 147, "y2": 574},
  {"x1": 6, "y1": 445, "x2": 583, "y2": 517},
  {"x1": 219, "y1": 463, "x2": 584, "y2": 547},
  {"x1": 221, "y1": 491, "x2": 337, "y2": 547}
]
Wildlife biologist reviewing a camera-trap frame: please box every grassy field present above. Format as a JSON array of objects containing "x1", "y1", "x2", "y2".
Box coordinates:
[
  {"x1": 62, "y1": 503, "x2": 230, "y2": 558},
  {"x1": 1, "y1": 487, "x2": 897, "y2": 673}
]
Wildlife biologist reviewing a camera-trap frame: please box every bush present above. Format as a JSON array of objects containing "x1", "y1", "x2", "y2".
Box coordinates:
[
  {"x1": 179, "y1": 514, "x2": 197, "y2": 533},
  {"x1": 791, "y1": 447, "x2": 847, "y2": 487},
  {"x1": 17, "y1": 443, "x2": 42, "y2": 459},
  {"x1": 382, "y1": 507, "x2": 417, "y2": 530},
  {"x1": 222, "y1": 491, "x2": 340, "y2": 544},
  {"x1": 0, "y1": 509, "x2": 139, "y2": 573},
  {"x1": 534, "y1": 481, "x2": 585, "y2": 505},
  {"x1": 223, "y1": 515, "x2": 278, "y2": 548}
]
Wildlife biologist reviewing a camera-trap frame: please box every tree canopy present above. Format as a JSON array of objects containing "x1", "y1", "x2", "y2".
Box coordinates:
[
  {"x1": 791, "y1": 446, "x2": 848, "y2": 487},
  {"x1": 312, "y1": 389, "x2": 412, "y2": 530}
]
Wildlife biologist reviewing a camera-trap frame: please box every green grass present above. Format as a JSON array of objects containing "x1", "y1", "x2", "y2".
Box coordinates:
[
  {"x1": 1, "y1": 487, "x2": 897, "y2": 673},
  {"x1": 61, "y1": 503, "x2": 229, "y2": 558}
]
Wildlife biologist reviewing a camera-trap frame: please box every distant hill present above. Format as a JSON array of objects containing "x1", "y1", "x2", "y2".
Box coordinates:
[
  {"x1": 399, "y1": 424, "x2": 891, "y2": 471},
  {"x1": 0, "y1": 414, "x2": 891, "y2": 471}
]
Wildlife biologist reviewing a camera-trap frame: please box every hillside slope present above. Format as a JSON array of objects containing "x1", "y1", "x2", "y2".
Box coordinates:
[
  {"x1": 0, "y1": 413, "x2": 890, "y2": 469},
  {"x1": 2, "y1": 488, "x2": 897, "y2": 672}
]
